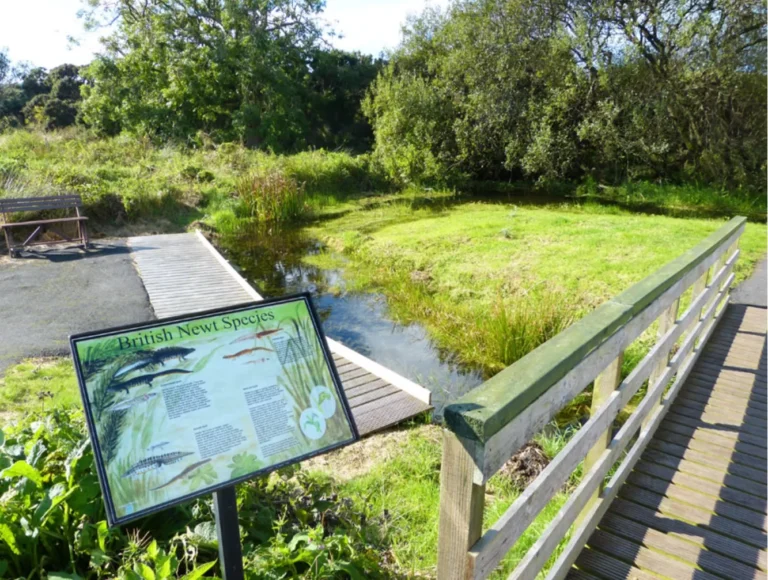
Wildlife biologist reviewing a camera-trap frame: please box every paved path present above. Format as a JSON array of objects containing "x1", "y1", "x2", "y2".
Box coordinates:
[
  {"x1": 732, "y1": 258, "x2": 767, "y2": 307},
  {"x1": 0, "y1": 241, "x2": 152, "y2": 373}
]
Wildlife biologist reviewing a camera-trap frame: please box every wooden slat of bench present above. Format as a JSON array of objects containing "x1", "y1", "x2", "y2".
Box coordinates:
[
  {"x1": 0, "y1": 194, "x2": 82, "y2": 202},
  {"x1": 1, "y1": 201, "x2": 81, "y2": 211},
  {"x1": 1, "y1": 216, "x2": 88, "y2": 227}
]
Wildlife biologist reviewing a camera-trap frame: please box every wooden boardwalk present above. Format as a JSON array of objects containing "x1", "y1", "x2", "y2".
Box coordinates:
[
  {"x1": 127, "y1": 232, "x2": 432, "y2": 436},
  {"x1": 572, "y1": 304, "x2": 767, "y2": 579}
]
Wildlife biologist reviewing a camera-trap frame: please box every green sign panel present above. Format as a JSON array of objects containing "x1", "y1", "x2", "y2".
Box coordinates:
[{"x1": 70, "y1": 294, "x2": 358, "y2": 525}]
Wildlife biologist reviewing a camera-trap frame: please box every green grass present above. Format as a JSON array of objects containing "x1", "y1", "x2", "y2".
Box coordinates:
[
  {"x1": 0, "y1": 128, "x2": 387, "y2": 236},
  {"x1": 305, "y1": 192, "x2": 766, "y2": 375},
  {"x1": 307, "y1": 422, "x2": 575, "y2": 578},
  {"x1": 0, "y1": 357, "x2": 79, "y2": 412}
]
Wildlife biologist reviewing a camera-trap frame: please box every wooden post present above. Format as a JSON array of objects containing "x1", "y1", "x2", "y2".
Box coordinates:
[
  {"x1": 578, "y1": 353, "x2": 623, "y2": 518},
  {"x1": 438, "y1": 431, "x2": 485, "y2": 580}
]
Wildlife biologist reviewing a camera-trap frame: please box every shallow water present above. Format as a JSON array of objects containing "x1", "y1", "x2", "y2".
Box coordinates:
[{"x1": 220, "y1": 228, "x2": 483, "y2": 415}]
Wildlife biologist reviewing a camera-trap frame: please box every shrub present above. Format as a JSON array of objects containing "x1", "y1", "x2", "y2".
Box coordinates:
[{"x1": 235, "y1": 169, "x2": 309, "y2": 224}]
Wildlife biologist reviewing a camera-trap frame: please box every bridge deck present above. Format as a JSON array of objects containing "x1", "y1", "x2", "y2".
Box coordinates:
[
  {"x1": 126, "y1": 232, "x2": 432, "y2": 437},
  {"x1": 571, "y1": 304, "x2": 767, "y2": 579}
]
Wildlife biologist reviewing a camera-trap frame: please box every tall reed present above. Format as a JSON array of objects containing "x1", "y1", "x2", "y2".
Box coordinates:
[{"x1": 235, "y1": 169, "x2": 308, "y2": 224}]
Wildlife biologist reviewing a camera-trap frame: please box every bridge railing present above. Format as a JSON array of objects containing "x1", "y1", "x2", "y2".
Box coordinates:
[{"x1": 437, "y1": 217, "x2": 746, "y2": 580}]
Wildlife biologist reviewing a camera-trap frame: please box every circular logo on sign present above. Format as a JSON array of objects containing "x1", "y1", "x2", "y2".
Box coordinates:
[
  {"x1": 310, "y1": 385, "x2": 336, "y2": 419},
  {"x1": 300, "y1": 408, "x2": 326, "y2": 440}
]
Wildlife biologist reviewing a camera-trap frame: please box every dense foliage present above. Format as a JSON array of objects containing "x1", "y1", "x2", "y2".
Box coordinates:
[
  {"x1": 0, "y1": 409, "x2": 396, "y2": 578},
  {"x1": 77, "y1": 0, "x2": 382, "y2": 152},
  {"x1": 0, "y1": 53, "x2": 84, "y2": 131},
  {"x1": 364, "y1": 0, "x2": 767, "y2": 190}
]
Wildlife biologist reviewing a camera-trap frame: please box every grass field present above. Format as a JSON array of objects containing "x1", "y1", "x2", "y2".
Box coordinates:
[{"x1": 305, "y1": 192, "x2": 766, "y2": 375}]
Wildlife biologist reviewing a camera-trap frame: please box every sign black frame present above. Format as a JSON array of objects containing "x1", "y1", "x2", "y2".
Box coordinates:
[{"x1": 70, "y1": 292, "x2": 359, "y2": 527}]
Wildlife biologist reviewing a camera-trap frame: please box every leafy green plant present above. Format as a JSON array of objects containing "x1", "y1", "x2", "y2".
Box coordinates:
[{"x1": 0, "y1": 409, "x2": 400, "y2": 578}]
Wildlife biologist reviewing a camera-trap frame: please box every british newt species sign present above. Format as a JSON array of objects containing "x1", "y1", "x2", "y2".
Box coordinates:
[{"x1": 70, "y1": 294, "x2": 358, "y2": 526}]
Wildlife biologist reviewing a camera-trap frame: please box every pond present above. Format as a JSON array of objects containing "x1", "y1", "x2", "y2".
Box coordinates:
[{"x1": 219, "y1": 227, "x2": 483, "y2": 416}]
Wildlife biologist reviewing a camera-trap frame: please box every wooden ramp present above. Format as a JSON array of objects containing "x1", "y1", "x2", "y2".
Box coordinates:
[
  {"x1": 127, "y1": 232, "x2": 432, "y2": 436},
  {"x1": 571, "y1": 304, "x2": 767, "y2": 579}
]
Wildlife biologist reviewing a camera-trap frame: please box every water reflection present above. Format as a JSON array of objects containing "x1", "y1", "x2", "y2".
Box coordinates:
[{"x1": 220, "y1": 227, "x2": 483, "y2": 415}]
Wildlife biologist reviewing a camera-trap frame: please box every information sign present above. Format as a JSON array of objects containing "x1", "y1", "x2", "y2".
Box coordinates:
[{"x1": 70, "y1": 294, "x2": 358, "y2": 526}]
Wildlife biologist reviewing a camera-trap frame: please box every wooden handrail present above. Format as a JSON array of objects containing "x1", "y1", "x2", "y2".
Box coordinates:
[{"x1": 437, "y1": 217, "x2": 746, "y2": 580}]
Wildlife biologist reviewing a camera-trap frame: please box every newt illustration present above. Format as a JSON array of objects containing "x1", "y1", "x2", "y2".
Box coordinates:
[
  {"x1": 122, "y1": 451, "x2": 195, "y2": 478},
  {"x1": 223, "y1": 347, "x2": 274, "y2": 360},
  {"x1": 107, "y1": 392, "x2": 158, "y2": 412},
  {"x1": 108, "y1": 369, "x2": 193, "y2": 394},
  {"x1": 230, "y1": 328, "x2": 282, "y2": 345},
  {"x1": 114, "y1": 347, "x2": 195, "y2": 378},
  {"x1": 150, "y1": 459, "x2": 212, "y2": 491}
]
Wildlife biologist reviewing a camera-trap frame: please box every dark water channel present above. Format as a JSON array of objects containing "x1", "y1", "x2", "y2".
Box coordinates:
[{"x1": 219, "y1": 228, "x2": 483, "y2": 415}]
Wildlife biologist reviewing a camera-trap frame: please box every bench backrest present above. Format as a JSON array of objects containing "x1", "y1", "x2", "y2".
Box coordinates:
[{"x1": 0, "y1": 195, "x2": 84, "y2": 214}]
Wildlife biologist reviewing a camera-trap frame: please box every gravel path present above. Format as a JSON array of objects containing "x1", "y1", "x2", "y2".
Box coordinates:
[{"x1": 0, "y1": 241, "x2": 153, "y2": 374}]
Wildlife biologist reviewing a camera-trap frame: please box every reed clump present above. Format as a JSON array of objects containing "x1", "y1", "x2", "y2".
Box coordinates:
[{"x1": 235, "y1": 168, "x2": 308, "y2": 224}]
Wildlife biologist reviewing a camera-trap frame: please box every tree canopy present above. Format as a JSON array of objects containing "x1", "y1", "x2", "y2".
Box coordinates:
[
  {"x1": 364, "y1": 0, "x2": 767, "y2": 190},
  {"x1": 78, "y1": 0, "x2": 382, "y2": 151}
]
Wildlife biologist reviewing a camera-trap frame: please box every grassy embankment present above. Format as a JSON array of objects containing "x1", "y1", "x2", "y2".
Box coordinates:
[{"x1": 305, "y1": 193, "x2": 766, "y2": 376}]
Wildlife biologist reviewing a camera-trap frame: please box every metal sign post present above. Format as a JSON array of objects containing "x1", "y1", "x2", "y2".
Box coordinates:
[{"x1": 213, "y1": 486, "x2": 244, "y2": 580}]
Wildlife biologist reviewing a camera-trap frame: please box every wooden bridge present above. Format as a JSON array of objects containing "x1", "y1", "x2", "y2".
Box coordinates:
[
  {"x1": 126, "y1": 231, "x2": 432, "y2": 437},
  {"x1": 438, "y1": 217, "x2": 767, "y2": 579}
]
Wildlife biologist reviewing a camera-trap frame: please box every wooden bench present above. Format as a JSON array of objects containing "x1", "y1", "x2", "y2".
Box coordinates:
[{"x1": 0, "y1": 195, "x2": 89, "y2": 257}]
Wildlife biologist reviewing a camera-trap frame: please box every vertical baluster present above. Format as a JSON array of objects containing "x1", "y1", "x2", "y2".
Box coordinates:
[{"x1": 438, "y1": 431, "x2": 485, "y2": 580}]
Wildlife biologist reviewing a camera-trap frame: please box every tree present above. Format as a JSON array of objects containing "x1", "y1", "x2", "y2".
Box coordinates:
[
  {"x1": 364, "y1": 0, "x2": 766, "y2": 189},
  {"x1": 80, "y1": 0, "x2": 374, "y2": 151}
]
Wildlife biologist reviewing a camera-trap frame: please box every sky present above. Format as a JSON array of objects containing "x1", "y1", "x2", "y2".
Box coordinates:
[{"x1": 0, "y1": 0, "x2": 450, "y2": 70}]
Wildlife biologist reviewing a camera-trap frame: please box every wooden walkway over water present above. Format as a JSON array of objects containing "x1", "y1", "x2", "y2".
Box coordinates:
[
  {"x1": 571, "y1": 303, "x2": 767, "y2": 579},
  {"x1": 126, "y1": 232, "x2": 432, "y2": 436}
]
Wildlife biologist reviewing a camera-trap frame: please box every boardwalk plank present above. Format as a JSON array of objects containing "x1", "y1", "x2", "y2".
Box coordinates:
[
  {"x1": 632, "y1": 460, "x2": 768, "y2": 513},
  {"x1": 620, "y1": 484, "x2": 768, "y2": 548},
  {"x1": 574, "y1": 548, "x2": 661, "y2": 580},
  {"x1": 610, "y1": 498, "x2": 768, "y2": 571},
  {"x1": 662, "y1": 412, "x2": 767, "y2": 449},
  {"x1": 642, "y1": 449, "x2": 767, "y2": 498},
  {"x1": 575, "y1": 303, "x2": 768, "y2": 578},
  {"x1": 657, "y1": 422, "x2": 768, "y2": 458},
  {"x1": 599, "y1": 512, "x2": 765, "y2": 579},
  {"x1": 647, "y1": 439, "x2": 767, "y2": 482},
  {"x1": 588, "y1": 529, "x2": 722, "y2": 580}
]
